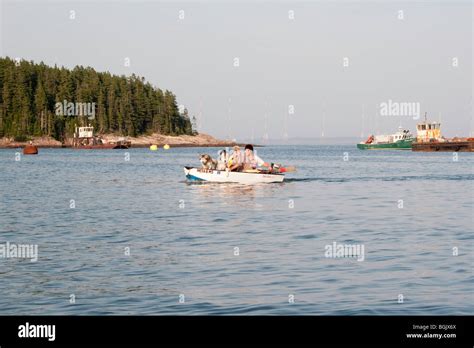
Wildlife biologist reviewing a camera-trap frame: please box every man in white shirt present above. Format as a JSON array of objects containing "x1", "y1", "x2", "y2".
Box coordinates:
[{"x1": 243, "y1": 144, "x2": 271, "y2": 170}]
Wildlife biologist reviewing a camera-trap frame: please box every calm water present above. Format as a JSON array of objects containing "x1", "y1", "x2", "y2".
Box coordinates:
[{"x1": 0, "y1": 145, "x2": 472, "y2": 315}]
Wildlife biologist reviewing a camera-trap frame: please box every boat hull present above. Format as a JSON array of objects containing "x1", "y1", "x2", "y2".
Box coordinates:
[
  {"x1": 73, "y1": 141, "x2": 131, "y2": 149},
  {"x1": 412, "y1": 140, "x2": 474, "y2": 152},
  {"x1": 357, "y1": 139, "x2": 413, "y2": 150},
  {"x1": 184, "y1": 167, "x2": 284, "y2": 184}
]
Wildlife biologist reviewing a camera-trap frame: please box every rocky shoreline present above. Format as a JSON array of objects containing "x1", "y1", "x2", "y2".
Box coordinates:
[{"x1": 0, "y1": 133, "x2": 241, "y2": 149}]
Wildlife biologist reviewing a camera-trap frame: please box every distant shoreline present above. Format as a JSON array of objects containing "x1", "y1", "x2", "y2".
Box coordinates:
[{"x1": 0, "y1": 133, "x2": 245, "y2": 149}]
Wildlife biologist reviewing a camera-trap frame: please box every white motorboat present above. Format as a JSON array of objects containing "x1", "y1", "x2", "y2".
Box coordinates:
[{"x1": 184, "y1": 166, "x2": 284, "y2": 184}]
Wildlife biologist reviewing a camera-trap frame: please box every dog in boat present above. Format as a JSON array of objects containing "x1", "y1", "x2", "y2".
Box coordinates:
[{"x1": 199, "y1": 154, "x2": 218, "y2": 170}]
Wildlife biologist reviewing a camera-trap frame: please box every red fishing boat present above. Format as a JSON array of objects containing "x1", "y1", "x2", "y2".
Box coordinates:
[{"x1": 72, "y1": 126, "x2": 131, "y2": 149}]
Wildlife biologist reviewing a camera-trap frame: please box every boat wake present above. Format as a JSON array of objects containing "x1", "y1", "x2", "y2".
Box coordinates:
[{"x1": 285, "y1": 174, "x2": 474, "y2": 183}]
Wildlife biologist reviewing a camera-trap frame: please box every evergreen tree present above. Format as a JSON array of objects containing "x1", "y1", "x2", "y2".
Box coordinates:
[{"x1": 0, "y1": 57, "x2": 193, "y2": 140}]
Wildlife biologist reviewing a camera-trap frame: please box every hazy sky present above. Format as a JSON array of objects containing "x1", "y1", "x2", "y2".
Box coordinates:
[{"x1": 1, "y1": 0, "x2": 472, "y2": 140}]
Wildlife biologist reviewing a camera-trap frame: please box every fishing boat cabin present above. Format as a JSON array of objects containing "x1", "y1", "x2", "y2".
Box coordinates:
[{"x1": 416, "y1": 119, "x2": 442, "y2": 143}]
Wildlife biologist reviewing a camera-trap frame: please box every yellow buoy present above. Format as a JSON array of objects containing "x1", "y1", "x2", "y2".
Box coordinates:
[
  {"x1": 163, "y1": 144, "x2": 170, "y2": 150},
  {"x1": 150, "y1": 145, "x2": 158, "y2": 151}
]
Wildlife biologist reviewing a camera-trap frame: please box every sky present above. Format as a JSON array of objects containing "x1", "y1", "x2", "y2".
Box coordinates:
[{"x1": 1, "y1": 0, "x2": 472, "y2": 141}]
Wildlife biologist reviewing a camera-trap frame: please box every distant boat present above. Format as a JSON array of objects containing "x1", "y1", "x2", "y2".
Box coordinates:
[
  {"x1": 412, "y1": 114, "x2": 474, "y2": 152},
  {"x1": 357, "y1": 127, "x2": 414, "y2": 150},
  {"x1": 72, "y1": 126, "x2": 131, "y2": 149},
  {"x1": 23, "y1": 143, "x2": 38, "y2": 155}
]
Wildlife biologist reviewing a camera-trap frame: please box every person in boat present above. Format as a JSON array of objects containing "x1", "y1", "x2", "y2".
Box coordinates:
[
  {"x1": 228, "y1": 145, "x2": 244, "y2": 171},
  {"x1": 217, "y1": 149, "x2": 229, "y2": 170},
  {"x1": 243, "y1": 144, "x2": 272, "y2": 171}
]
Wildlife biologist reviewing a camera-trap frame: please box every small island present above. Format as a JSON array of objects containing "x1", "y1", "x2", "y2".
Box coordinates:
[{"x1": 0, "y1": 57, "x2": 237, "y2": 148}]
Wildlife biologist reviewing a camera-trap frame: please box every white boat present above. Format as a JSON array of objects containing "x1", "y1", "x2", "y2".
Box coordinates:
[{"x1": 184, "y1": 166, "x2": 284, "y2": 184}]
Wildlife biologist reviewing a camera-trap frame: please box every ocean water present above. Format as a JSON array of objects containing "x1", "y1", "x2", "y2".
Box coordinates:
[{"x1": 0, "y1": 145, "x2": 472, "y2": 315}]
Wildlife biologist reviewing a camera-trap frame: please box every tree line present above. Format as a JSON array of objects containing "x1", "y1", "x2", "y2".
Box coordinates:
[{"x1": 0, "y1": 57, "x2": 195, "y2": 141}]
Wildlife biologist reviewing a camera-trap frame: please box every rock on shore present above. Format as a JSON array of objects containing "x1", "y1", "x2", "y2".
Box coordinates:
[
  {"x1": 0, "y1": 133, "x2": 238, "y2": 148},
  {"x1": 99, "y1": 133, "x2": 238, "y2": 147},
  {"x1": 0, "y1": 136, "x2": 63, "y2": 148}
]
